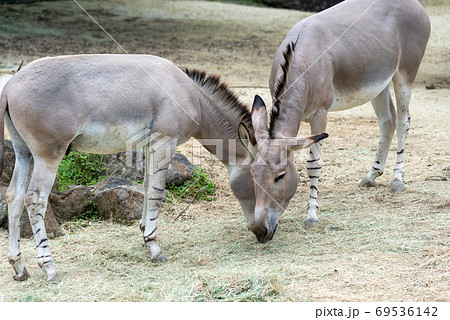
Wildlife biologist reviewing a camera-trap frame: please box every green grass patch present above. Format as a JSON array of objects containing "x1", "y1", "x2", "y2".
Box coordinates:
[
  {"x1": 57, "y1": 152, "x2": 109, "y2": 191},
  {"x1": 166, "y1": 166, "x2": 216, "y2": 204}
]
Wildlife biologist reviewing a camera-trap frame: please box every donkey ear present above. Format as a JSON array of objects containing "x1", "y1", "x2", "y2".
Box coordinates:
[
  {"x1": 288, "y1": 133, "x2": 329, "y2": 151},
  {"x1": 238, "y1": 122, "x2": 257, "y2": 158},
  {"x1": 251, "y1": 95, "x2": 269, "y2": 139}
]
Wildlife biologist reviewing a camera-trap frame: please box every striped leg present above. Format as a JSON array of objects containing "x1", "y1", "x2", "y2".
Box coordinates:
[
  {"x1": 304, "y1": 109, "x2": 328, "y2": 229},
  {"x1": 139, "y1": 147, "x2": 150, "y2": 233},
  {"x1": 25, "y1": 157, "x2": 63, "y2": 282},
  {"x1": 6, "y1": 143, "x2": 33, "y2": 281},
  {"x1": 391, "y1": 74, "x2": 412, "y2": 193},
  {"x1": 360, "y1": 85, "x2": 396, "y2": 188},
  {"x1": 142, "y1": 139, "x2": 177, "y2": 262},
  {"x1": 304, "y1": 141, "x2": 323, "y2": 229}
]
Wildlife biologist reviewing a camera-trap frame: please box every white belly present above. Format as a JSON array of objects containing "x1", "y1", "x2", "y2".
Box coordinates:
[
  {"x1": 329, "y1": 77, "x2": 392, "y2": 112},
  {"x1": 71, "y1": 122, "x2": 145, "y2": 154}
]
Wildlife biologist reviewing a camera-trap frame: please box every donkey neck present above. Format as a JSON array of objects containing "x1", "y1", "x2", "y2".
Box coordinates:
[
  {"x1": 270, "y1": 45, "x2": 331, "y2": 138},
  {"x1": 194, "y1": 91, "x2": 250, "y2": 168},
  {"x1": 184, "y1": 69, "x2": 253, "y2": 168},
  {"x1": 270, "y1": 68, "x2": 311, "y2": 138}
]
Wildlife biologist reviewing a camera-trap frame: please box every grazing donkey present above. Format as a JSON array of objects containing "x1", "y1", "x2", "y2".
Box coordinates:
[
  {"x1": 238, "y1": 0, "x2": 430, "y2": 242},
  {"x1": 0, "y1": 54, "x2": 325, "y2": 282}
]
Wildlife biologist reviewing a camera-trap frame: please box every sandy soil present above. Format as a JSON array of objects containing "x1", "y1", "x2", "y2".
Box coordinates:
[{"x1": 0, "y1": 0, "x2": 448, "y2": 301}]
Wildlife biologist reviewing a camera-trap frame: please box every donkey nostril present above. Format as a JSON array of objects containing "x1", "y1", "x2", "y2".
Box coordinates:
[{"x1": 263, "y1": 227, "x2": 268, "y2": 237}]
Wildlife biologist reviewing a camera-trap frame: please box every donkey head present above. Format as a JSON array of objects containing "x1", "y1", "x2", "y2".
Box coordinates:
[{"x1": 238, "y1": 95, "x2": 328, "y2": 243}]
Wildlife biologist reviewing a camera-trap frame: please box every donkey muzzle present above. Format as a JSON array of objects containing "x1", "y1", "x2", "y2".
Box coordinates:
[{"x1": 251, "y1": 207, "x2": 279, "y2": 243}]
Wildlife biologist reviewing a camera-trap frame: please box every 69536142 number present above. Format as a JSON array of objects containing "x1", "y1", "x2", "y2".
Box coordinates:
[{"x1": 375, "y1": 307, "x2": 438, "y2": 317}]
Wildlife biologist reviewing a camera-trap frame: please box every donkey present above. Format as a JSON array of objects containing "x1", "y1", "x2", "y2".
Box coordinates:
[
  {"x1": 0, "y1": 54, "x2": 324, "y2": 282},
  {"x1": 238, "y1": 0, "x2": 430, "y2": 242}
]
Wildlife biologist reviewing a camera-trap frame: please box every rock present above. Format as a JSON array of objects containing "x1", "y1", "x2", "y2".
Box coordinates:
[
  {"x1": 91, "y1": 176, "x2": 171, "y2": 222},
  {"x1": 0, "y1": 140, "x2": 15, "y2": 187},
  {"x1": 0, "y1": 187, "x2": 8, "y2": 228},
  {"x1": 0, "y1": 186, "x2": 18, "y2": 230},
  {"x1": 49, "y1": 185, "x2": 93, "y2": 222},
  {"x1": 103, "y1": 151, "x2": 194, "y2": 186},
  {"x1": 92, "y1": 176, "x2": 134, "y2": 191},
  {"x1": 0, "y1": 210, "x2": 6, "y2": 229},
  {"x1": 92, "y1": 177, "x2": 145, "y2": 222},
  {"x1": 167, "y1": 153, "x2": 195, "y2": 186},
  {"x1": 103, "y1": 150, "x2": 145, "y2": 182}
]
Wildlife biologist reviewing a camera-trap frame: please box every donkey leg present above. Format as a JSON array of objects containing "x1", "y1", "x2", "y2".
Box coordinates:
[
  {"x1": 143, "y1": 139, "x2": 177, "y2": 262},
  {"x1": 304, "y1": 141, "x2": 323, "y2": 229},
  {"x1": 7, "y1": 143, "x2": 33, "y2": 281},
  {"x1": 304, "y1": 110, "x2": 327, "y2": 229},
  {"x1": 25, "y1": 157, "x2": 63, "y2": 282},
  {"x1": 139, "y1": 147, "x2": 150, "y2": 233},
  {"x1": 143, "y1": 168, "x2": 168, "y2": 262},
  {"x1": 391, "y1": 74, "x2": 412, "y2": 193},
  {"x1": 360, "y1": 85, "x2": 396, "y2": 188}
]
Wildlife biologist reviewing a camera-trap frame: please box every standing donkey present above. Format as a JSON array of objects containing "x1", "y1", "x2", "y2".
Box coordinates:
[
  {"x1": 0, "y1": 54, "x2": 324, "y2": 282},
  {"x1": 238, "y1": 0, "x2": 430, "y2": 242}
]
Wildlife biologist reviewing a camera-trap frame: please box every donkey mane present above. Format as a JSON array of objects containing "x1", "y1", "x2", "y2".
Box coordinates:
[
  {"x1": 184, "y1": 68, "x2": 253, "y2": 135},
  {"x1": 270, "y1": 42, "x2": 296, "y2": 136}
]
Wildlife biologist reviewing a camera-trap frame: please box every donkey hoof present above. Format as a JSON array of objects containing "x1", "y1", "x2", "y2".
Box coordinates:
[
  {"x1": 151, "y1": 253, "x2": 168, "y2": 263},
  {"x1": 390, "y1": 179, "x2": 405, "y2": 193},
  {"x1": 13, "y1": 268, "x2": 30, "y2": 281},
  {"x1": 359, "y1": 177, "x2": 376, "y2": 188},
  {"x1": 303, "y1": 218, "x2": 319, "y2": 229},
  {"x1": 48, "y1": 273, "x2": 61, "y2": 284}
]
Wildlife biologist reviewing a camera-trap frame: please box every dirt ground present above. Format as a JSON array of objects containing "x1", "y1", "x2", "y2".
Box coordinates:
[{"x1": 0, "y1": 0, "x2": 448, "y2": 301}]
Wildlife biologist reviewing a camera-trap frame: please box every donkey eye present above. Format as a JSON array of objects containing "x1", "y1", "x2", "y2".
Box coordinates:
[{"x1": 275, "y1": 172, "x2": 286, "y2": 182}]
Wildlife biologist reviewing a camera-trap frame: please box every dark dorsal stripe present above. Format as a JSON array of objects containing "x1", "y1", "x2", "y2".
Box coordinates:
[
  {"x1": 270, "y1": 42, "x2": 296, "y2": 137},
  {"x1": 184, "y1": 68, "x2": 253, "y2": 135}
]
